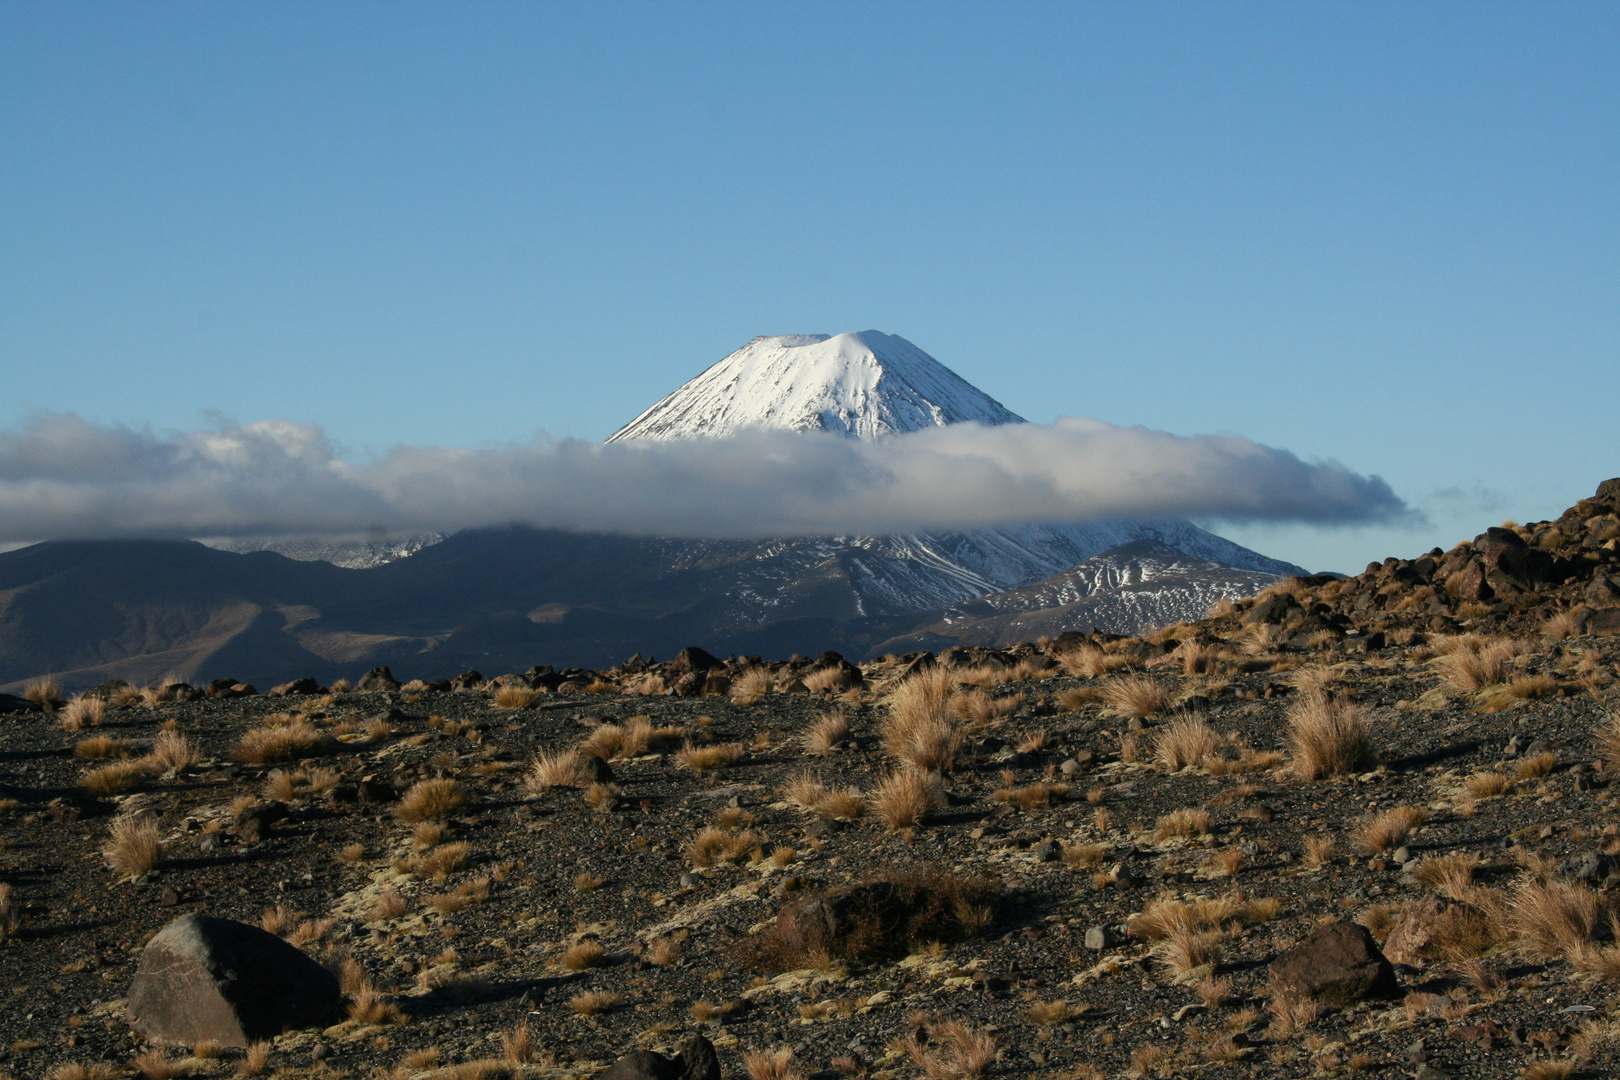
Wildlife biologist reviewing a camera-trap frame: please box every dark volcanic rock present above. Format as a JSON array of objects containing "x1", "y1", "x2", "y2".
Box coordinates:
[
  {"x1": 600, "y1": 1035, "x2": 719, "y2": 1080},
  {"x1": 356, "y1": 666, "x2": 401, "y2": 692},
  {"x1": 1269, "y1": 921, "x2": 1398, "y2": 1007},
  {"x1": 127, "y1": 914, "x2": 342, "y2": 1047}
]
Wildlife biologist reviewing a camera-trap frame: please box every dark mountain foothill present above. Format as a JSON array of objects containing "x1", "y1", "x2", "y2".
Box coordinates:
[{"x1": 5, "y1": 482, "x2": 1620, "y2": 1078}]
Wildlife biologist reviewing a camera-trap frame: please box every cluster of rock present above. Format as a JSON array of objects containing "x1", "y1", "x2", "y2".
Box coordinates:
[{"x1": 1215, "y1": 477, "x2": 1620, "y2": 648}]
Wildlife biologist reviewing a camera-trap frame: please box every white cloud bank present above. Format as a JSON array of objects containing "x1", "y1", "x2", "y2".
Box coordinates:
[{"x1": 0, "y1": 414, "x2": 1408, "y2": 542}]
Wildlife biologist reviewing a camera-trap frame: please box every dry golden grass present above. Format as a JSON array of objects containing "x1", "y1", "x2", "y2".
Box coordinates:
[
  {"x1": 903, "y1": 1019, "x2": 997, "y2": 1080},
  {"x1": 491, "y1": 685, "x2": 542, "y2": 710},
  {"x1": 1518, "y1": 1063, "x2": 1575, "y2": 1080},
  {"x1": 730, "y1": 667, "x2": 773, "y2": 703},
  {"x1": 675, "y1": 741, "x2": 744, "y2": 771},
  {"x1": 1508, "y1": 879, "x2": 1599, "y2": 961},
  {"x1": 1351, "y1": 805, "x2": 1427, "y2": 854},
  {"x1": 79, "y1": 759, "x2": 157, "y2": 797},
  {"x1": 647, "y1": 937, "x2": 680, "y2": 965},
  {"x1": 1154, "y1": 807, "x2": 1212, "y2": 841},
  {"x1": 395, "y1": 841, "x2": 469, "y2": 882},
  {"x1": 1054, "y1": 643, "x2": 1131, "y2": 679},
  {"x1": 1597, "y1": 711, "x2": 1620, "y2": 770},
  {"x1": 1024, "y1": 999, "x2": 1090, "y2": 1025},
  {"x1": 803, "y1": 709, "x2": 850, "y2": 754},
  {"x1": 992, "y1": 782, "x2": 1070, "y2": 812},
  {"x1": 869, "y1": 769, "x2": 942, "y2": 829},
  {"x1": 24, "y1": 676, "x2": 63, "y2": 708},
  {"x1": 395, "y1": 778, "x2": 470, "y2": 823},
  {"x1": 1464, "y1": 771, "x2": 1511, "y2": 799},
  {"x1": 950, "y1": 688, "x2": 1021, "y2": 725},
  {"x1": 813, "y1": 787, "x2": 866, "y2": 821},
  {"x1": 1437, "y1": 638, "x2": 1527, "y2": 691},
  {"x1": 1516, "y1": 751, "x2": 1558, "y2": 779},
  {"x1": 1302, "y1": 834, "x2": 1335, "y2": 867},
  {"x1": 560, "y1": 941, "x2": 605, "y2": 970},
  {"x1": 525, "y1": 749, "x2": 587, "y2": 791},
  {"x1": 233, "y1": 718, "x2": 329, "y2": 763},
  {"x1": 49, "y1": 1064, "x2": 123, "y2": 1080},
  {"x1": 371, "y1": 888, "x2": 409, "y2": 920},
  {"x1": 346, "y1": 984, "x2": 404, "y2": 1026},
  {"x1": 0, "y1": 882, "x2": 20, "y2": 939},
  {"x1": 801, "y1": 666, "x2": 848, "y2": 694},
  {"x1": 1411, "y1": 852, "x2": 1480, "y2": 898},
  {"x1": 1153, "y1": 715, "x2": 1219, "y2": 772},
  {"x1": 1285, "y1": 691, "x2": 1371, "y2": 780},
  {"x1": 686, "y1": 826, "x2": 762, "y2": 867},
  {"x1": 1061, "y1": 842, "x2": 1108, "y2": 868},
  {"x1": 883, "y1": 667, "x2": 962, "y2": 772},
  {"x1": 73, "y1": 736, "x2": 135, "y2": 759},
  {"x1": 103, "y1": 814, "x2": 161, "y2": 878},
  {"x1": 1099, "y1": 674, "x2": 1170, "y2": 718},
  {"x1": 147, "y1": 730, "x2": 200, "y2": 771},
  {"x1": 741, "y1": 1046, "x2": 807, "y2": 1080},
  {"x1": 59, "y1": 695, "x2": 105, "y2": 731}
]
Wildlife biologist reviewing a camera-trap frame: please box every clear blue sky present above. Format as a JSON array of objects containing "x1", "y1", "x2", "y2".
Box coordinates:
[{"x1": 3, "y1": 2, "x2": 1616, "y2": 572}]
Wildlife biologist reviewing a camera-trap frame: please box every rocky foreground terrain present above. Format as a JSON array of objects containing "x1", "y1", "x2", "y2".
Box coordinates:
[{"x1": 5, "y1": 481, "x2": 1620, "y2": 1080}]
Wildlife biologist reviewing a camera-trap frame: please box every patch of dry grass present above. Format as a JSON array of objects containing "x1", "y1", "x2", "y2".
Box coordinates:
[
  {"x1": 686, "y1": 826, "x2": 762, "y2": 867},
  {"x1": 103, "y1": 814, "x2": 161, "y2": 879},
  {"x1": 1054, "y1": 643, "x2": 1131, "y2": 679},
  {"x1": 1154, "y1": 807, "x2": 1213, "y2": 841},
  {"x1": 233, "y1": 718, "x2": 329, "y2": 763},
  {"x1": 741, "y1": 1047, "x2": 807, "y2": 1080},
  {"x1": 395, "y1": 779, "x2": 471, "y2": 823},
  {"x1": 803, "y1": 709, "x2": 850, "y2": 754},
  {"x1": 525, "y1": 749, "x2": 587, "y2": 791},
  {"x1": 1099, "y1": 674, "x2": 1170, "y2": 718},
  {"x1": 559, "y1": 941, "x2": 605, "y2": 970},
  {"x1": 903, "y1": 1019, "x2": 997, "y2": 1079},
  {"x1": 1351, "y1": 805, "x2": 1427, "y2": 854},
  {"x1": 1516, "y1": 751, "x2": 1558, "y2": 779},
  {"x1": 869, "y1": 769, "x2": 942, "y2": 829},
  {"x1": 492, "y1": 685, "x2": 542, "y2": 710},
  {"x1": 675, "y1": 741, "x2": 744, "y2": 771},
  {"x1": 1508, "y1": 879, "x2": 1599, "y2": 961},
  {"x1": 1285, "y1": 691, "x2": 1372, "y2": 780},
  {"x1": 882, "y1": 667, "x2": 963, "y2": 772},
  {"x1": 1153, "y1": 715, "x2": 1219, "y2": 772},
  {"x1": 79, "y1": 759, "x2": 158, "y2": 797}
]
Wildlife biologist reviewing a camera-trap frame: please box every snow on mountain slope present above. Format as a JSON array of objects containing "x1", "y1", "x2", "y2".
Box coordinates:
[
  {"x1": 605, "y1": 330, "x2": 1301, "y2": 619},
  {"x1": 874, "y1": 540, "x2": 1284, "y2": 650},
  {"x1": 607, "y1": 331, "x2": 1022, "y2": 442}
]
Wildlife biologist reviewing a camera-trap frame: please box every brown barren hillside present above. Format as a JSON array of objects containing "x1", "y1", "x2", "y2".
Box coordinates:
[{"x1": 2, "y1": 481, "x2": 1620, "y2": 1080}]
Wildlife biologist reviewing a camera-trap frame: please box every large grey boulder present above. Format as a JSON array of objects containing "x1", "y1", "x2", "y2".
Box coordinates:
[{"x1": 128, "y1": 914, "x2": 342, "y2": 1047}]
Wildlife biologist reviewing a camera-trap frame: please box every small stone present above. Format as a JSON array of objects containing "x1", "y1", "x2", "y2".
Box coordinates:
[
  {"x1": 158, "y1": 887, "x2": 179, "y2": 908},
  {"x1": 1060, "y1": 758, "x2": 1082, "y2": 776},
  {"x1": 1268, "y1": 920, "x2": 1399, "y2": 1007},
  {"x1": 1391, "y1": 846, "x2": 1412, "y2": 866},
  {"x1": 1032, "y1": 840, "x2": 1060, "y2": 862},
  {"x1": 1084, "y1": 925, "x2": 1122, "y2": 950}
]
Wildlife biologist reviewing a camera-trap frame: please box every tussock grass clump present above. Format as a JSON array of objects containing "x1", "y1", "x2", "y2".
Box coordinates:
[
  {"x1": 992, "y1": 782, "x2": 1070, "y2": 812},
  {"x1": 1054, "y1": 643, "x2": 1131, "y2": 679},
  {"x1": 741, "y1": 1046, "x2": 806, "y2": 1080},
  {"x1": 525, "y1": 749, "x2": 587, "y2": 791},
  {"x1": 1516, "y1": 751, "x2": 1558, "y2": 779},
  {"x1": 560, "y1": 941, "x2": 605, "y2": 970},
  {"x1": 103, "y1": 814, "x2": 162, "y2": 878},
  {"x1": 59, "y1": 695, "x2": 105, "y2": 731},
  {"x1": 1099, "y1": 674, "x2": 1170, "y2": 718},
  {"x1": 685, "y1": 826, "x2": 761, "y2": 867},
  {"x1": 1509, "y1": 879, "x2": 1599, "y2": 961},
  {"x1": 395, "y1": 779, "x2": 470, "y2": 823},
  {"x1": 882, "y1": 667, "x2": 962, "y2": 772},
  {"x1": 1285, "y1": 691, "x2": 1372, "y2": 780},
  {"x1": 1154, "y1": 807, "x2": 1213, "y2": 841},
  {"x1": 233, "y1": 718, "x2": 330, "y2": 763},
  {"x1": 74, "y1": 736, "x2": 136, "y2": 759},
  {"x1": 1464, "y1": 771, "x2": 1511, "y2": 799},
  {"x1": 1153, "y1": 715, "x2": 1219, "y2": 772},
  {"x1": 950, "y1": 688, "x2": 1021, "y2": 726},
  {"x1": 869, "y1": 769, "x2": 943, "y2": 829},
  {"x1": 1597, "y1": 711, "x2": 1620, "y2": 770},
  {"x1": 1410, "y1": 852, "x2": 1480, "y2": 898},
  {"x1": 492, "y1": 685, "x2": 542, "y2": 710},
  {"x1": 1351, "y1": 805, "x2": 1427, "y2": 854},
  {"x1": 147, "y1": 730, "x2": 200, "y2": 771},
  {"x1": 675, "y1": 741, "x2": 745, "y2": 772},
  {"x1": 569, "y1": 989, "x2": 622, "y2": 1015},
  {"x1": 0, "y1": 882, "x2": 20, "y2": 939},
  {"x1": 1437, "y1": 637, "x2": 1529, "y2": 692},
  {"x1": 730, "y1": 667, "x2": 772, "y2": 704},
  {"x1": 903, "y1": 1019, "x2": 997, "y2": 1080},
  {"x1": 394, "y1": 841, "x2": 469, "y2": 881},
  {"x1": 80, "y1": 759, "x2": 158, "y2": 797},
  {"x1": 803, "y1": 709, "x2": 850, "y2": 754},
  {"x1": 24, "y1": 676, "x2": 63, "y2": 709}
]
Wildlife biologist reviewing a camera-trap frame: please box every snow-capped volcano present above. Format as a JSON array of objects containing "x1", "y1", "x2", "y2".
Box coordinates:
[{"x1": 607, "y1": 331, "x2": 1021, "y2": 442}]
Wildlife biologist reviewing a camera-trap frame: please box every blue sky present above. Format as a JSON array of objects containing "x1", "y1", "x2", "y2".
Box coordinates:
[{"x1": 3, "y1": 2, "x2": 1616, "y2": 572}]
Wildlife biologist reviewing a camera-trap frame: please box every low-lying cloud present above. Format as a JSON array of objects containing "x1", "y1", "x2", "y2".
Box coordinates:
[{"x1": 0, "y1": 413, "x2": 1408, "y2": 542}]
